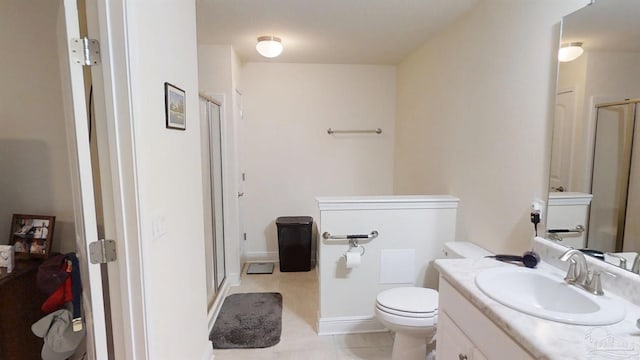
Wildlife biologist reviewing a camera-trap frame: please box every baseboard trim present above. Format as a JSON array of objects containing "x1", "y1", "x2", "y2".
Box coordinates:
[
  {"x1": 207, "y1": 279, "x2": 232, "y2": 331},
  {"x1": 244, "y1": 251, "x2": 279, "y2": 262},
  {"x1": 317, "y1": 315, "x2": 386, "y2": 335},
  {"x1": 226, "y1": 272, "x2": 241, "y2": 286},
  {"x1": 201, "y1": 340, "x2": 214, "y2": 360}
]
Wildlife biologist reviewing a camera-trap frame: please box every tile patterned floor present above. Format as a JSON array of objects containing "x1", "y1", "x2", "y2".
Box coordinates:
[{"x1": 212, "y1": 264, "x2": 393, "y2": 359}]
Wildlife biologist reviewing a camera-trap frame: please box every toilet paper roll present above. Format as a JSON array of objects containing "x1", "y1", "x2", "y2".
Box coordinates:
[{"x1": 345, "y1": 251, "x2": 361, "y2": 268}]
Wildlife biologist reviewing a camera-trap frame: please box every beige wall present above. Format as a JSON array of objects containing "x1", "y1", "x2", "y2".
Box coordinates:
[
  {"x1": 0, "y1": 0, "x2": 76, "y2": 253},
  {"x1": 241, "y1": 63, "x2": 396, "y2": 259},
  {"x1": 394, "y1": 0, "x2": 589, "y2": 254},
  {"x1": 125, "y1": 1, "x2": 209, "y2": 358}
]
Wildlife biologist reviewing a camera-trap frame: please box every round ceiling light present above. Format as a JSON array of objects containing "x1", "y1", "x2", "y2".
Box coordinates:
[
  {"x1": 256, "y1": 36, "x2": 283, "y2": 58},
  {"x1": 558, "y1": 42, "x2": 584, "y2": 62}
]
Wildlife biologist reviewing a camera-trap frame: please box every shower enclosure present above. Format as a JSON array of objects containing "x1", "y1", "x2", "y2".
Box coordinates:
[
  {"x1": 588, "y1": 100, "x2": 640, "y2": 253},
  {"x1": 199, "y1": 95, "x2": 226, "y2": 308}
]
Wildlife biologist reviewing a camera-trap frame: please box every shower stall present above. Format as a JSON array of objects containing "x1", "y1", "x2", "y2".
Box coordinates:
[
  {"x1": 199, "y1": 95, "x2": 226, "y2": 308},
  {"x1": 588, "y1": 100, "x2": 640, "y2": 253}
]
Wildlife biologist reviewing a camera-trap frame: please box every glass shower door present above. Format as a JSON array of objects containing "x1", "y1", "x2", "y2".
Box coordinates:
[
  {"x1": 588, "y1": 103, "x2": 636, "y2": 252},
  {"x1": 200, "y1": 97, "x2": 226, "y2": 308}
]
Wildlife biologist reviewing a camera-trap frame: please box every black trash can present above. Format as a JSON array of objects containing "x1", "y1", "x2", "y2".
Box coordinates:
[{"x1": 276, "y1": 216, "x2": 314, "y2": 272}]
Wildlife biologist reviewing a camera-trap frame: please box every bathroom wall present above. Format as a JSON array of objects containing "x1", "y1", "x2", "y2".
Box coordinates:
[
  {"x1": 0, "y1": 0, "x2": 76, "y2": 253},
  {"x1": 394, "y1": 0, "x2": 590, "y2": 254},
  {"x1": 123, "y1": 1, "x2": 210, "y2": 358},
  {"x1": 241, "y1": 63, "x2": 396, "y2": 260}
]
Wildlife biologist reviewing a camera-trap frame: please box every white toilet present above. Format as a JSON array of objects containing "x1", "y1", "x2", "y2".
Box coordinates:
[{"x1": 374, "y1": 242, "x2": 492, "y2": 360}]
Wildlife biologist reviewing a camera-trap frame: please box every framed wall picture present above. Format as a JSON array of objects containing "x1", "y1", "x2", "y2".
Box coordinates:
[
  {"x1": 165, "y1": 82, "x2": 186, "y2": 130},
  {"x1": 8, "y1": 214, "x2": 55, "y2": 259}
]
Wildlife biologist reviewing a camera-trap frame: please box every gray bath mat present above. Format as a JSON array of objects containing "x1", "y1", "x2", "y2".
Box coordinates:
[
  {"x1": 210, "y1": 292, "x2": 282, "y2": 349},
  {"x1": 247, "y1": 262, "x2": 275, "y2": 274}
]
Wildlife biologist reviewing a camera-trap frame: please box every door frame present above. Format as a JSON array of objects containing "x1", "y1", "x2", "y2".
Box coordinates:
[{"x1": 84, "y1": 0, "x2": 149, "y2": 358}]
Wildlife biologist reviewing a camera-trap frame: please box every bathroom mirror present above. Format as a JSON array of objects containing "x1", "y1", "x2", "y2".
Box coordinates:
[{"x1": 547, "y1": 0, "x2": 640, "y2": 274}]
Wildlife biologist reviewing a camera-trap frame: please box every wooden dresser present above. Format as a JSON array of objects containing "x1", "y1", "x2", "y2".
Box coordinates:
[{"x1": 0, "y1": 260, "x2": 47, "y2": 360}]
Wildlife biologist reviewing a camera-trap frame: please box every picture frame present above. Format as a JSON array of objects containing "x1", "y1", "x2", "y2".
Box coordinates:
[
  {"x1": 165, "y1": 82, "x2": 186, "y2": 130},
  {"x1": 8, "y1": 214, "x2": 55, "y2": 260}
]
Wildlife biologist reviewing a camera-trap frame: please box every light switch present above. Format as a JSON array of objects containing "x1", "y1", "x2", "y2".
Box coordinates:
[{"x1": 151, "y1": 211, "x2": 168, "y2": 240}]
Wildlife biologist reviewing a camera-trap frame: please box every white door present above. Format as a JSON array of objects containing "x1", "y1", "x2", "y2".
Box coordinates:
[
  {"x1": 235, "y1": 90, "x2": 246, "y2": 255},
  {"x1": 62, "y1": 0, "x2": 109, "y2": 358},
  {"x1": 550, "y1": 90, "x2": 576, "y2": 192}
]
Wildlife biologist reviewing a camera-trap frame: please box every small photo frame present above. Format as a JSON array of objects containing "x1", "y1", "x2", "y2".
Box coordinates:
[
  {"x1": 0, "y1": 245, "x2": 14, "y2": 273},
  {"x1": 165, "y1": 82, "x2": 186, "y2": 130},
  {"x1": 8, "y1": 214, "x2": 55, "y2": 259}
]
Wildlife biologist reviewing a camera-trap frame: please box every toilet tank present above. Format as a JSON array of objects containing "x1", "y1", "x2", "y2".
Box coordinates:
[{"x1": 443, "y1": 242, "x2": 492, "y2": 259}]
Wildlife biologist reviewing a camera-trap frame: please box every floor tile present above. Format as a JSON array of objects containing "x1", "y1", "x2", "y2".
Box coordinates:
[
  {"x1": 333, "y1": 332, "x2": 394, "y2": 349},
  {"x1": 212, "y1": 263, "x2": 394, "y2": 359},
  {"x1": 336, "y1": 347, "x2": 393, "y2": 360}
]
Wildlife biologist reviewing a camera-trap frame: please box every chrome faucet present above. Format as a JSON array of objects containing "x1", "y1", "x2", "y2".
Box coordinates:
[
  {"x1": 559, "y1": 249, "x2": 612, "y2": 296},
  {"x1": 632, "y1": 254, "x2": 640, "y2": 274},
  {"x1": 606, "y1": 252, "x2": 628, "y2": 270},
  {"x1": 560, "y1": 249, "x2": 589, "y2": 285}
]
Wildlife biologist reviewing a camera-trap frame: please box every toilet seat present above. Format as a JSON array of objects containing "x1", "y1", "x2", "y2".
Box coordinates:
[
  {"x1": 375, "y1": 306, "x2": 438, "y2": 328},
  {"x1": 376, "y1": 287, "x2": 438, "y2": 315},
  {"x1": 376, "y1": 302, "x2": 436, "y2": 318}
]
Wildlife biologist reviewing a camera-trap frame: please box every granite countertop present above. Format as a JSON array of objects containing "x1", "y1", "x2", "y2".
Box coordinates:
[{"x1": 435, "y1": 258, "x2": 640, "y2": 360}]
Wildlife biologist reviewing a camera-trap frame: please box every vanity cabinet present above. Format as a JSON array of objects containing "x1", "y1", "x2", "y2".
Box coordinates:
[
  {"x1": 438, "y1": 311, "x2": 487, "y2": 360},
  {"x1": 436, "y1": 277, "x2": 534, "y2": 360}
]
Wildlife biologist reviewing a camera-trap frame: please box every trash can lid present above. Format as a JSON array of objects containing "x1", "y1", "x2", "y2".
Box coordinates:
[{"x1": 276, "y1": 216, "x2": 313, "y2": 225}]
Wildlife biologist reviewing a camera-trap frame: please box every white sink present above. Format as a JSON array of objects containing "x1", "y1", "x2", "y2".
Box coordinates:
[{"x1": 475, "y1": 266, "x2": 626, "y2": 325}]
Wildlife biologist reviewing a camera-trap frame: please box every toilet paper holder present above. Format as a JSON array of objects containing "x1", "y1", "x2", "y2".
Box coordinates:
[
  {"x1": 347, "y1": 239, "x2": 366, "y2": 256},
  {"x1": 322, "y1": 230, "x2": 377, "y2": 258}
]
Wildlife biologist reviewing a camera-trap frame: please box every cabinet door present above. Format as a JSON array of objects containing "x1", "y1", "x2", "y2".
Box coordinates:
[{"x1": 437, "y1": 311, "x2": 475, "y2": 360}]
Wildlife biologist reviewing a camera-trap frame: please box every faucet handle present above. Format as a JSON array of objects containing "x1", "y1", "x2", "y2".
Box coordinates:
[
  {"x1": 632, "y1": 254, "x2": 640, "y2": 274},
  {"x1": 587, "y1": 270, "x2": 615, "y2": 296},
  {"x1": 588, "y1": 271, "x2": 604, "y2": 295},
  {"x1": 605, "y1": 252, "x2": 628, "y2": 269}
]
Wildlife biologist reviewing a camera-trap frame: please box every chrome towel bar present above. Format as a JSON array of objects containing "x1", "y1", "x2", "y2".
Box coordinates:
[{"x1": 327, "y1": 128, "x2": 382, "y2": 135}]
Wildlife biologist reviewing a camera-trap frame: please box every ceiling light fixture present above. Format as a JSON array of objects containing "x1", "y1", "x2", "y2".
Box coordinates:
[
  {"x1": 256, "y1": 36, "x2": 283, "y2": 58},
  {"x1": 558, "y1": 42, "x2": 584, "y2": 62}
]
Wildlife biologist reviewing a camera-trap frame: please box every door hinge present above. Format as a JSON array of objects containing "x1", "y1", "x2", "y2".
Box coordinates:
[
  {"x1": 243, "y1": 233, "x2": 247, "y2": 241},
  {"x1": 89, "y1": 239, "x2": 117, "y2": 264},
  {"x1": 70, "y1": 37, "x2": 101, "y2": 66}
]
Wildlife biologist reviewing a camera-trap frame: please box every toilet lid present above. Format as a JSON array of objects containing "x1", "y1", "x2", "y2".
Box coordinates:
[{"x1": 376, "y1": 287, "x2": 438, "y2": 314}]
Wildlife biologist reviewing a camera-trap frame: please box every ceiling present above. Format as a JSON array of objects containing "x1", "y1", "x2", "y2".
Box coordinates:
[
  {"x1": 196, "y1": 0, "x2": 479, "y2": 65},
  {"x1": 562, "y1": 0, "x2": 640, "y2": 52}
]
